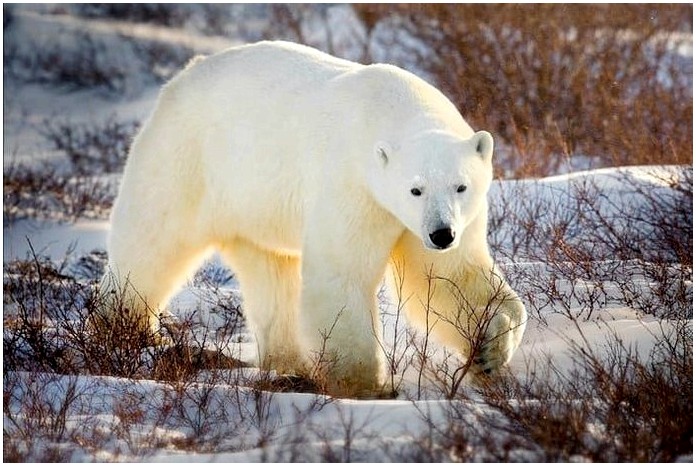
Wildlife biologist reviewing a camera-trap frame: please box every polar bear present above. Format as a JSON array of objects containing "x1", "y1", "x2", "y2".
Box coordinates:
[{"x1": 102, "y1": 41, "x2": 526, "y2": 395}]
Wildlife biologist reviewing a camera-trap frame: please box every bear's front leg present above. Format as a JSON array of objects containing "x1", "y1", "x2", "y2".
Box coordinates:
[
  {"x1": 470, "y1": 265, "x2": 527, "y2": 376},
  {"x1": 300, "y1": 272, "x2": 385, "y2": 396},
  {"x1": 299, "y1": 198, "x2": 403, "y2": 397}
]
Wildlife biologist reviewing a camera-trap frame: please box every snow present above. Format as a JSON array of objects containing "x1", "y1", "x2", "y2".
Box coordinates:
[
  {"x1": 3, "y1": 5, "x2": 692, "y2": 462},
  {"x1": 4, "y1": 219, "x2": 109, "y2": 262}
]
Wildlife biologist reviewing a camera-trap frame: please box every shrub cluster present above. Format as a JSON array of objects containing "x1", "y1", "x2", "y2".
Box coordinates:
[
  {"x1": 3, "y1": 244, "x2": 246, "y2": 379},
  {"x1": 353, "y1": 4, "x2": 692, "y2": 177},
  {"x1": 4, "y1": 117, "x2": 137, "y2": 224},
  {"x1": 488, "y1": 167, "x2": 693, "y2": 322},
  {"x1": 3, "y1": 162, "x2": 116, "y2": 225},
  {"x1": 2, "y1": 247, "x2": 300, "y2": 461},
  {"x1": 40, "y1": 117, "x2": 140, "y2": 175},
  {"x1": 476, "y1": 322, "x2": 692, "y2": 462}
]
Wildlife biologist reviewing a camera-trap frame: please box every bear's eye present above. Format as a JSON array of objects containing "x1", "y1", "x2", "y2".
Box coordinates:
[
  {"x1": 456, "y1": 184, "x2": 467, "y2": 193},
  {"x1": 410, "y1": 188, "x2": 423, "y2": 197}
]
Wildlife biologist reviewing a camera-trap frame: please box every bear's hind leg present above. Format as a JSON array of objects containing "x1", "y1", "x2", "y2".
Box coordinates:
[
  {"x1": 101, "y1": 237, "x2": 211, "y2": 339},
  {"x1": 219, "y1": 240, "x2": 305, "y2": 375}
]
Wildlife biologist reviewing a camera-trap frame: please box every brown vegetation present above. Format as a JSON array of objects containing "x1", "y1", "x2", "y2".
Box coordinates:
[{"x1": 354, "y1": 4, "x2": 692, "y2": 177}]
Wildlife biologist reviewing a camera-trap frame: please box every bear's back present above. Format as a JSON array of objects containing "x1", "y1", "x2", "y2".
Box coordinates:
[
  {"x1": 163, "y1": 41, "x2": 360, "y2": 107},
  {"x1": 155, "y1": 41, "x2": 469, "y2": 143}
]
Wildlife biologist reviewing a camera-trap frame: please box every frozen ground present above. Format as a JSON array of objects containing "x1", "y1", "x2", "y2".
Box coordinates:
[{"x1": 3, "y1": 4, "x2": 692, "y2": 462}]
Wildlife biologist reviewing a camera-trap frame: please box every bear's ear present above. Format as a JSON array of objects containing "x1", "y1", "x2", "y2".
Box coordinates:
[
  {"x1": 374, "y1": 141, "x2": 392, "y2": 167},
  {"x1": 473, "y1": 130, "x2": 494, "y2": 162}
]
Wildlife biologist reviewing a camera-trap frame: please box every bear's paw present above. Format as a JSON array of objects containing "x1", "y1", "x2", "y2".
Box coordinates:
[{"x1": 471, "y1": 313, "x2": 516, "y2": 375}]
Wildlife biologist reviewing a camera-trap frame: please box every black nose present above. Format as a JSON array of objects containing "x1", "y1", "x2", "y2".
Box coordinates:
[{"x1": 429, "y1": 228, "x2": 455, "y2": 248}]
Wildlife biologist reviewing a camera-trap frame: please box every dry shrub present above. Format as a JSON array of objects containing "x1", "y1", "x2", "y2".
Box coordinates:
[
  {"x1": 487, "y1": 166, "x2": 692, "y2": 321},
  {"x1": 4, "y1": 371, "x2": 96, "y2": 462},
  {"x1": 3, "y1": 162, "x2": 116, "y2": 224},
  {"x1": 2, "y1": 246, "x2": 277, "y2": 460},
  {"x1": 4, "y1": 117, "x2": 137, "y2": 224},
  {"x1": 2, "y1": 243, "x2": 246, "y2": 382},
  {"x1": 355, "y1": 4, "x2": 692, "y2": 177},
  {"x1": 3, "y1": 363, "x2": 277, "y2": 461},
  {"x1": 474, "y1": 317, "x2": 692, "y2": 462},
  {"x1": 403, "y1": 276, "x2": 691, "y2": 461},
  {"x1": 41, "y1": 117, "x2": 139, "y2": 175},
  {"x1": 4, "y1": 246, "x2": 150, "y2": 378}
]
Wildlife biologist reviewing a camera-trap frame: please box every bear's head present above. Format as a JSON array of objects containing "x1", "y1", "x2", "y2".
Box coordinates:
[{"x1": 369, "y1": 129, "x2": 494, "y2": 251}]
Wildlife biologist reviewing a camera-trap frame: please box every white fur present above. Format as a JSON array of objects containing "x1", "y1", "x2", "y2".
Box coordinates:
[{"x1": 103, "y1": 41, "x2": 526, "y2": 394}]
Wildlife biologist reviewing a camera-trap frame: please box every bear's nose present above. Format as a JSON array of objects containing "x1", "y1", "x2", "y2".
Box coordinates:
[{"x1": 429, "y1": 228, "x2": 455, "y2": 249}]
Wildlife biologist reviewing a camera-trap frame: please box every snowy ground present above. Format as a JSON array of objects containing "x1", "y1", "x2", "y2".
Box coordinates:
[
  {"x1": 5, "y1": 166, "x2": 691, "y2": 461},
  {"x1": 3, "y1": 5, "x2": 692, "y2": 462}
]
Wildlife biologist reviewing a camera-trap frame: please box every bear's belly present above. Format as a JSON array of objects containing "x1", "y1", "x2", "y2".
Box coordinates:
[
  {"x1": 210, "y1": 194, "x2": 304, "y2": 257},
  {"x1": 238, "y1": 211, "x2": 303, "y2": 256},
  {"x1": 202, "y1": 125, "x2": 313, "y2": 257}
]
